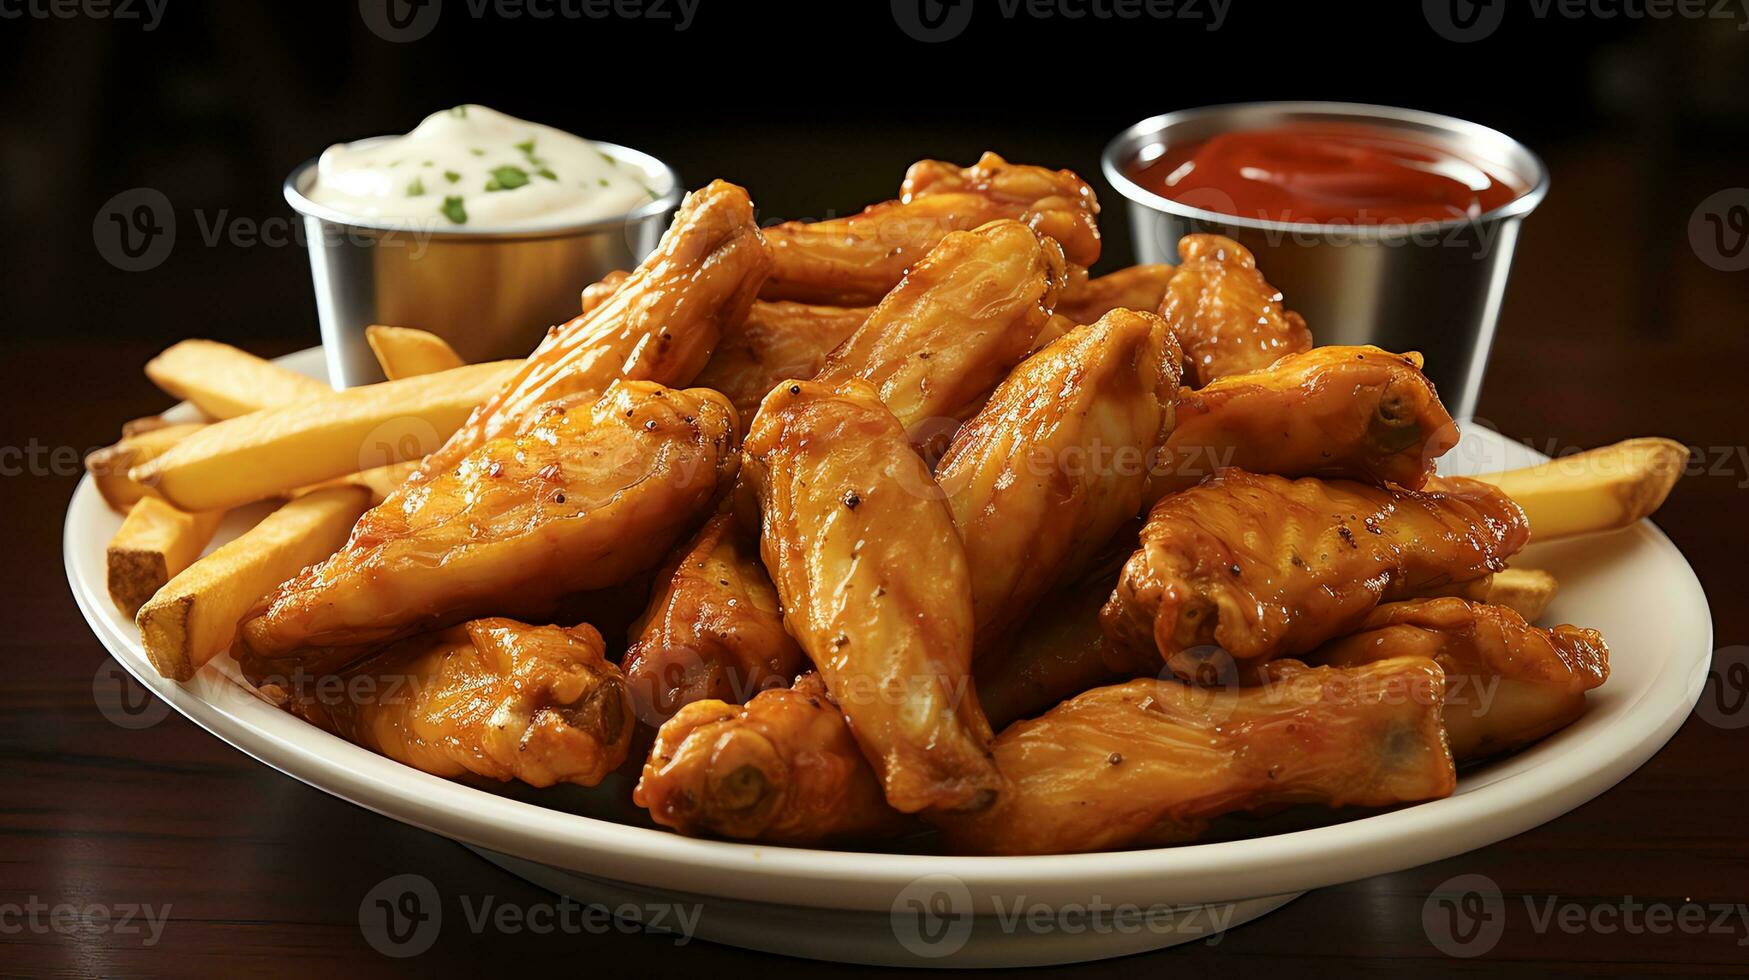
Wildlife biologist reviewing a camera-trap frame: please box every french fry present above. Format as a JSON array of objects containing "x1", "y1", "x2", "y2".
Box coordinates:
[
  {"x1": 145, "y1": 340, "x2": 332, "y2": 418},
  {"x1": 298, "y1": 459, "x2": 424, "y2": 505},
  {"x1": 107, "y1": 497, "x2": 225, "y2": 617},
  {"x1": 1471, "y1": 438, "x2": 1688, "y2": 541},
  {"x1": 1484, "y1": 568, "x2": 1559, "y2": 621},
  {"x1": 365, "y1": 325, "x2": 466, "y2": 381},
  {"x1": 136, "y1": 486, "x2": 370, "y2": 681},
  {"x1": 121, "y1": 414, "x2": 173, "y2": 437},
  {"x1": 84, "y1": 422, "x2": 207, "y2": 512},
  {"x1": 131, "y1": 360, "x2": 518, "y2": 513}
]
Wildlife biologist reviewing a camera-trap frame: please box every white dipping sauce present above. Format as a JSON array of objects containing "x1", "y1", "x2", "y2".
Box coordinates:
[{"x1": 305, "y1": 105, "x2": 659, "y2": 229}]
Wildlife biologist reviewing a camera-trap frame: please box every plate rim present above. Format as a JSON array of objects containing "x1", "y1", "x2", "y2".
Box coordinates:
[{"x1": 64, "y1": 347, "x2": 1714, "y2": 913}]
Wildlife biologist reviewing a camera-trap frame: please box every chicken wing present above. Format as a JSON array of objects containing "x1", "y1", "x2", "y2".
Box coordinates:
[
  {"x1": 1151, "y1": 345, "x2": 1458, "y2": 498},
  {"x1": 1057, "y1": 264, "x2": 1175, "y2": 325},
  {"x1": 1102, "y1": 471, "x2": 1529, "y2": 680},
  {"x1": 579, "y1": 269, "x2": 630, "y2": 314},
  {"x1": 622, "y1": 512, "x2": 804, "y2": 722},
  {"x1": 634, "y1": 673, "x2": 912, "y2": 843},
  {"x1": 930, "y1": 657, "x2": 1455, "y2": 855},
  {"x1": 1313, "y1": 598, "x2": 1608, "y2": 762},
  {"x1": 975, "y1": 570, "x2": 1125, "y2": 731},
  {"x1": 935, "y1": 309, "x2": 1181, "y2": 650},
  {"x1": 813, "y1": 219, "x2": 1067, "y2": 446},
  {"x1": 239, "y1": 381, "x2": 738, "y2": 677},
  {"x1": 416, "y1": 180, "x2": 769, "y2": 480},
  {"x1": 1162, "y1": 234, "x2": 1312, "y2": 387},
  {"x1": 744, "y1": 378, "x2": 998, "y2": 813},
  {"x1": 282, "y1": 618, "x2": 633, "y2": 788},
  {"x1": 694, "y1": 300, "x2": 871, "y2": 433},
  {"x1": 761, "y1": 152, "x2": 1098, "y2": 305}
]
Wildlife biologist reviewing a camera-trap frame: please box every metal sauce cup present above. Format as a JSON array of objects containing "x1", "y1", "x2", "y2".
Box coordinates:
[
  {"x1": 1103, "y1": 102, "x2": 1548, "y2": 420},
  {"x1": 285, "y1": 141, "x2": 681, "y2": 388}
]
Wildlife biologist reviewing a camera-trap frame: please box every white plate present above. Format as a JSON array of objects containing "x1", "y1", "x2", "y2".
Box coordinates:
[{"x1": 65, "y1": 348, "x2": 1713, "y2": 966}]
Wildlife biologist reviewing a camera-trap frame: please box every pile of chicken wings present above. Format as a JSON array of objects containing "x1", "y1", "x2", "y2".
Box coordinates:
[{"x1": 234, "y1": 153, "x2": 1608, "y2": 855}]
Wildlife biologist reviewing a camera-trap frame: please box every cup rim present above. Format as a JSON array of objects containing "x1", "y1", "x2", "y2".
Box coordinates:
[
  {"x1": 282, "y1": 138, "x2": 683, "y2": 241},
  {"x1": 1100, "y1": 101, "x2": 1551, "y2": 237}
]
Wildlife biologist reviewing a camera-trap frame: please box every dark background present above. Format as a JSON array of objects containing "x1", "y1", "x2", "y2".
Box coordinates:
[{"x1": 5, "y1": 1, "x2": 1749, "y2": 975}]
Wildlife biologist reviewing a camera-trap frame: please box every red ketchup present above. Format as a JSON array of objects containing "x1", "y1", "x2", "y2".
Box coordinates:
[{"x1": 1128, "y1": 124, "x2": 1522, "y2": 225}]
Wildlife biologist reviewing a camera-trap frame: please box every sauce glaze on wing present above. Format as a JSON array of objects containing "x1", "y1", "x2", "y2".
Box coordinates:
[
  {"x1": 1161, "y1": 234, "x2": 1312, "y2": 387},
  {"x1": 238, "y1": 381, "x2": 739, "y2": 676},
  {"x1": 286, "y1": 617, "x2": 633, "y2": 788},
  {"x1": 1102, "y1": 471, "x2": 1529, "y2": 680},
  {"x1": 930, "y1": 657, "x2": 1456, "y2": 855},
  {"x1": 744, "y1": 378, "x2": 998, "y2": 814},
  {"x1": 760, "y1": 152, "x2": 1098, "y2": 305},
  {"x1": 1152, "y1": 345, "x2": 1458, "y2": 499},
  {"x1": 634, "y1": 673, "x2": 911, "y2": 843},
  {"x1": 935, "y1": 308, "x2": 1181, "y2": 650},
  {"x1": 1313, "y1": 597, "x2": 1608, "y2": 762}
]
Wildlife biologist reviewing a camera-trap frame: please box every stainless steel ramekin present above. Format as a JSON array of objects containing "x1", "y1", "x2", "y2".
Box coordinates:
[
  {"x1": 1102, "y1": 102, "x2": 1549, "y2": 420},
  {"x1": 285, "y1": 141, "x2": 681, "y2": 388}
]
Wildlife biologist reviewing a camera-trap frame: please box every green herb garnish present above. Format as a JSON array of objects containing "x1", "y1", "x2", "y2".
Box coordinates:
[
  {"x1": 441, "y1": 195, "x2": 468, "y2": 224},
  {"x1": 597, "y1": 177, "x2": 610, "y2": 187},
  {"x1": 469, "y1": 148, "x2": 485, "y2": 157},
  {"x1": 406, "y1": 177, "x2": 426, "y2": 197},
  {"x1": 444, "y1": 170, "x2": 462, "y2": 184},
  {"x1": 451, "y1": 105, "x2": 469, "y2": 118},
  {"x1": 485, "y1": 165, "x2": 530, "y2": 192},
  {"x1": 515, "y1": 139, "x2": 536, "y2": 156},
  {"x1": 536, "y1": 167, "x2": 558, "y2": 181}
]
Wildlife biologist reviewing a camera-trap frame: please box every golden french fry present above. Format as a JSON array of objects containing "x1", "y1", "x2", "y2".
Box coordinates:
[
  {"x1": 145, "y1": 340, "x2": 332, "y2": 418},
  {"x1": 131, "y1": 360, "x2": 518, "y2": 513},
  {"x1": 298, "y1": 459, "x2": 424, "y2": 506},
  {"x1": 1472, "y1": 438, "x2": 1688, "y2": 541},
  {"x1": 107, "y1": 497, "x2": 225, "y2": 617},
  {"x1": 84, "y1": 422, "x2": 207, "y2": 513},
  {"x1": 1485, "y1": 568, "x2": 1559, "y2": 621},
  {"x1": 365, "y1": 325, "x2": 466, "y2": 381},
  {"x1": 136, "y1": 486, "x2": 370, "y2": 681},
  {"x1": 121, "y1": 414, "x2": 173, "y2": 437}
]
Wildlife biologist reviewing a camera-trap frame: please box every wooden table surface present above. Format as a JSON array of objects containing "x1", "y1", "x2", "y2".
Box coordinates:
[{"x1": 6, "y1": 145, "x2": 1748, "y2": 977}]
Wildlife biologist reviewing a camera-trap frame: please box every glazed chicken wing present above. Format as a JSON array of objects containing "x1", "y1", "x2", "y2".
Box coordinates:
[
  {"x1": 1057, "y1": 264, "x2": 1175, "y2": 325},
  {"x1": 930, "y1": 657, "x2": 1455, "y2": 855},
  {"x1": 744, "y1": 378, "x2": 998, "y2": 813},
  {"x1": 761, "y1": 152, "x2": 1098, "y2": 305},
  {"x1": 1313, "y1": 598, "x2": 1609, "y2": 762},
  {"x1": 813, "y1": 219, "x2": 1067, "y2": 445},
  {"x1": 634, "y1": 673, "x2": 912, "y2": 843},
  {"x1": 975, "y1": 570, "x2": 1126, "y2": 731},
  {"x1": 1103, "y1": 471, "x2": 1529, "y2": 680},
  {"x1": 1162, "y1": 234, "x2": 1313, "y2": 387},
  {"x1": 283, "y1": 618, "x2": 633, "y2": 788},
  {"x1": 239, "y1": 381, "x2": 738, "y2": 677},
  {"x1": 622, "y1": 512, "x2": 804, "y2": 722},
  {"x1": 416, "y1": 180, "x2": 769, "y2": 480},
  {"x1": 1151, "y1": 345, "x2": 1459, "y2": 499},
  {"x1": 935, "y1": 309, "x2": 1182, "y2": 650},
  {"x1": 694, "y1": 300, "x2": 871, "y2": 433}
]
